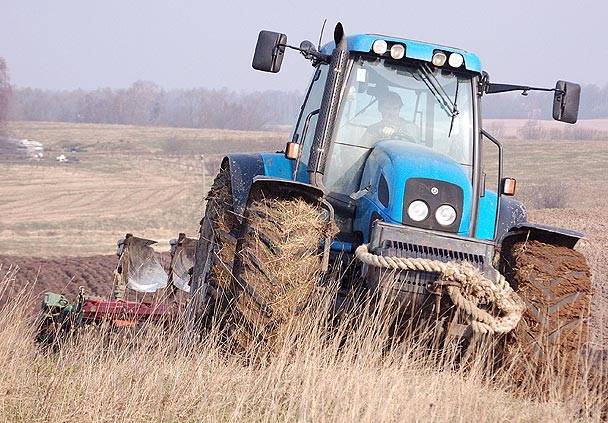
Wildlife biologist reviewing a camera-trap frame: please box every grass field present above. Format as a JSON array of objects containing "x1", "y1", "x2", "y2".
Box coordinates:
[
  {"x1": 1, "y1": 121, "x2": 285, "y2": 256},
  {"x1": 2, "y1": 276, "x2": 604, "y2": 422},
  {"x1": 1, "y1": 120, "x2": 607, "y2": 256},
  {"x1": 1, "y1": 120, "x2": 607, "y2": 421}
]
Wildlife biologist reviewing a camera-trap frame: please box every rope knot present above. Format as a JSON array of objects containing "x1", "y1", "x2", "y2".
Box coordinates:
[{"x1": 355, "y1": 244, "x2": 524, "y2": 335}]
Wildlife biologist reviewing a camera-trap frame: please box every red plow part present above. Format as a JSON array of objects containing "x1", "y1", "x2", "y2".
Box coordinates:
[{"x1": 81, "y1": 297, "x2": 173, "y2": 324}]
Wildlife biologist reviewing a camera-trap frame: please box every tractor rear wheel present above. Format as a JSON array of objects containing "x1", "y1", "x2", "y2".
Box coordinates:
[
  {"x1": 229, "y1": 189, "x2": 334, "y2": 353},
  {"x1": 190, "y1": 165, "x2": 240, "y2": 328},
  {"x1": 501, "y1": 239, "x2": 592, "y2": 382}
]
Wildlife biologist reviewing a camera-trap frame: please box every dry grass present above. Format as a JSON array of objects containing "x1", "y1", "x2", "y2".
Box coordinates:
[{"x1": 0, "y1": 267, "x2": 605, "y2": 422}]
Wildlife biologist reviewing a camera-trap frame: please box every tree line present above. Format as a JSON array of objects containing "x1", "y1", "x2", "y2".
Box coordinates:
[
  {"x1": 5, "y1": 81, "x2": 302, "y2": 131},
  {"x1": 2, "y1": 57, "x2": 608, "y2": 130}
]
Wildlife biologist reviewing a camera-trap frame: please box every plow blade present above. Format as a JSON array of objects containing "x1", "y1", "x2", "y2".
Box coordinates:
[
  {"x1": 36, "y1": 232, "x2": 198, "y2": 349},
  {"x1": 169, "y1": 233, "x2": 197, "y2": 293},
  {"x1": 117, "y1": 234, "x2": 168, "y2": 295}
]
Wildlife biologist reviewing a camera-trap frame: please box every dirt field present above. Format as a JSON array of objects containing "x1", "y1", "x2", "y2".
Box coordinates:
[{"x1": 0, "y1": 254, "x2": 116, "y2": 305}]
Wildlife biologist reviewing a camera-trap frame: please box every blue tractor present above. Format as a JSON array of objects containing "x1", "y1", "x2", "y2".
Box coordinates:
[{"x1": 190, "y1": 24, "x2": 591, "y2": 365}]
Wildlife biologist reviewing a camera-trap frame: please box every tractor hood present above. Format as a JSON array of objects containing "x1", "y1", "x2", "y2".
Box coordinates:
[{"x1": 360, "y1": 140, "x2": 473, "y2": 235}]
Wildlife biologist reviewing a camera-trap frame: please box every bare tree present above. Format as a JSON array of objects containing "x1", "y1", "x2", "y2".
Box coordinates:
[{"x1": 0, "y1": 57, "x2": 11, "y2": 128}]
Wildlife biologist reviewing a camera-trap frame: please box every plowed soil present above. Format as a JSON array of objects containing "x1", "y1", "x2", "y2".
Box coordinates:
[
  {"x1": 0, "y1": 255, "x2": 117, "y2": 305},
  {"x1": 0, "y1": 250, "x2": 174, "y2": 308},
  {"x1": 530, "y1": 207, "x2": 608, "y2": 348}
]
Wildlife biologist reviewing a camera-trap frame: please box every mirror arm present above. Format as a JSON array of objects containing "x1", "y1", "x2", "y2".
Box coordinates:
[
  {"x1": 484, "y1": 82, "x2": 559, "y2": 96},
  {"x1": 276, "y1": 43, "x2": 331, "y2": 64}
]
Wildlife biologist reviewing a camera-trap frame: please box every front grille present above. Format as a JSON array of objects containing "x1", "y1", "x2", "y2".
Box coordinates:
[
  {"x1": 371, "y1": 239, "x2": 488, "y2": 297},
  {"x1": 366, "y1": 222, "x2": 497, "y2": 307},
  {"x1": 380, "y1": 239, "x2": 485, "y2": 270}
]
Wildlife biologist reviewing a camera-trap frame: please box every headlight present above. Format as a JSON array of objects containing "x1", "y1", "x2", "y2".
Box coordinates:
[
  {"x1": 372, "y1": 40, "x2": 388, "y2": 55},
  {"x1": 448, "y1": 53, "x2": 464, "y2": 68},
  {"x1": 390, "y1": 44, "x2": 405, "y2": 59},
  {"x1": 431, "y1": 51, "x2": 447, "y2": 67},
  {"x1": 435, "y1": 204, "x2": 457, "y2": 226},
  {"x1": 407, "y1": 200, "x2": 429, "y2": 222}
]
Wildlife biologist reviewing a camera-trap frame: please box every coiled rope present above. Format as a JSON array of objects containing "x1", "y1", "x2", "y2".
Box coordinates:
[{"x1": 355, "y1": 244, "x2": 524, "y2": 335}]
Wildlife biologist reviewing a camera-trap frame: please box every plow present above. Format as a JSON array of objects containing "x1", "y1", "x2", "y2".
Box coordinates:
[
  {"x1": 38, "y1": 23, "x2": 592, "y2": 376},
  {"x1": 37, "y1": 233, "x2": 196, "y2": 347}
]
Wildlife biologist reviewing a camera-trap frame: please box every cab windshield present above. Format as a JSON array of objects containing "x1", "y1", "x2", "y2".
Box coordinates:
[{"x1": 325, "y1": 56, "x2": 474, "y2": 195}]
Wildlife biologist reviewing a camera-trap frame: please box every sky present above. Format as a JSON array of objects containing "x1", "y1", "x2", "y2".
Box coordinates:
[{"x1": 1, "y1": 0, "x2": 606, "y2": 92}]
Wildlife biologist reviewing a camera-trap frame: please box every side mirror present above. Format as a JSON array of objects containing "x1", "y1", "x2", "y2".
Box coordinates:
[
  {"x1": 553, "y1": 80, "x2": 580, "y2": 124},
  {"x1": 501, "y1": 177, "x2": 517, "y2": 196},
  {"x1": 285, "y1": 142, "x2": 300, "y2": 160},
  {"x1": 252, "y1": 30, "x2": 287, "y2": 73}
]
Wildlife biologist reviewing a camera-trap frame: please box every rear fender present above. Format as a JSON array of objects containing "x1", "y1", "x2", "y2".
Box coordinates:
[
  {"x1": 494, "y1": 196, "x2": 583, "y2": 249},
  {"x1": 224, "y1": 154, "x2": 265, "y2": 216},
  {"x1": 249, "y1": 176, "x2": 325, "y2": 204},
  {"x1": 500, "y1": 223, "x2": 583, "y2": 249},
  {"x1": 224, "y1": 153, "x2": 296, "y2": 216}
]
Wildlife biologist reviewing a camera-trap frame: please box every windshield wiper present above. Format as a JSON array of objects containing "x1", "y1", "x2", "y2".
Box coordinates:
[
  {"x1": 448, "y1": 79, "x2": 459, "y2": 137},
  {"x1": 418, "y1": 64, "x2": 459, "y2": 118}
]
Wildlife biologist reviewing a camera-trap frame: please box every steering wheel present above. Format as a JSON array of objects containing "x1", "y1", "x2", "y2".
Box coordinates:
[{"x1": 374, "y1": 125, "x2": 417, "y2": 143}]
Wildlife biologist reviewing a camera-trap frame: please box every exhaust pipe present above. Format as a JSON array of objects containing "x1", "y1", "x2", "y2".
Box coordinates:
[{"x1": 308, "y1": 22, "x2": 349, "y2": 188}]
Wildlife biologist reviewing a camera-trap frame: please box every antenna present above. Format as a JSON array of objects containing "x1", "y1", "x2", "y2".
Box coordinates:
[{"x1": 317, "y1": 19, "x2": 327, "y2": 51}]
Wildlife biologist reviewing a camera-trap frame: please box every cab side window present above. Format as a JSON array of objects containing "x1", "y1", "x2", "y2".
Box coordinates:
[{"x1": 291, "y1": 65, "x2": 329, "y2": 174}]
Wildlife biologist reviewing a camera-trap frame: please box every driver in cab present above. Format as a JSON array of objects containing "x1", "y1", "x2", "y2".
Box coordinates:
[{"x1": 361, "y1": 91, "x2": 417, "y2": 146}]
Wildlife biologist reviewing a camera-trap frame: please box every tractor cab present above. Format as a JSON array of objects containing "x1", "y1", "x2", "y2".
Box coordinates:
[
  {"x1": 294, "y1": 47, "x2": 478, "y2": 241},
  {"x1": 272, "y1": 32, "x2": 484, "y2": 245},
  {"x1": 251, "y1": 25, "x2": 581, "y2": 249}
]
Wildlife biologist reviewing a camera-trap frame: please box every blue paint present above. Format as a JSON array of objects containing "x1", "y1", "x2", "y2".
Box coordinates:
[
  {"x1": 353, "y1": 141, "x2": 474, "y2": 241},
  {"x1": 295, "y1": 162, "x2": 310, "y2": 184},
  {"x1": 321, "y1": 34, "x2": 482, "y2": 74},
  {"x1": 330, "y1": 240, "x2": 354, "y2": 253},
  {"x1": 259, "y1": 152, "x2": 312, "y2": 184},
  {"x1": 475, "y1": 190, "x2": 498, "y2": 240},
  {"x1": 259, "y1": 152, "x2": 293, "y2": 180}
]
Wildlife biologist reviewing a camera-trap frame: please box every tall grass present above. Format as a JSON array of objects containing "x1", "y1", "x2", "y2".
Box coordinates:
[{"x1": 0, "y1": 267, "x2": 605, "y2": 422}]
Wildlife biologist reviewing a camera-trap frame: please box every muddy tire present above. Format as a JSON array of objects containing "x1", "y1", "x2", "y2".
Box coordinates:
[
  {"x1": 501, "y1": 239, "x2": 592, "y2": 381},
  {"x1": 229, "y1": 189, "x2": 333, "y2": 352},
  {"x1": 190, "y1": 165, "x2": 240, "y2": 328}
]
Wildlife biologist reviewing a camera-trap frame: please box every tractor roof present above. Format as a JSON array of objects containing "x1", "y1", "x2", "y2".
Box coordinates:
[{"x1": 320, "y1": 34, "x2": 482, "y2": 74}]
